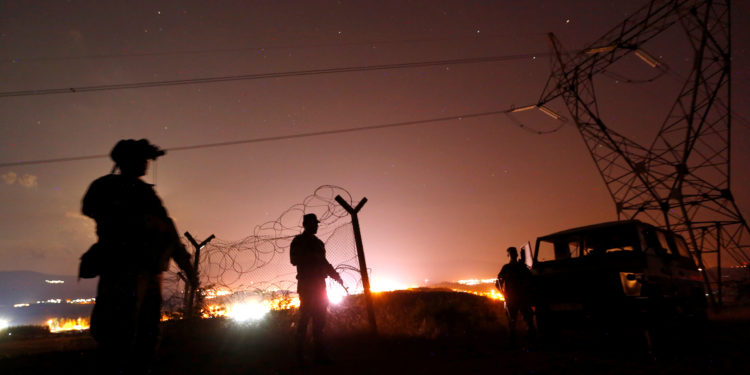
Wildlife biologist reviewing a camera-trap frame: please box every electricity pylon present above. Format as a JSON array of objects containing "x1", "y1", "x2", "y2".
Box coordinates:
[{"x1": 528, "y1": 0, "x2": 747, "y2": 306}]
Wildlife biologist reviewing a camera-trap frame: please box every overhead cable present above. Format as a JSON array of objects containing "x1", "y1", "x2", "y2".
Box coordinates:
[
  {"x1": 0, "y1": 53, "x2": 548, "y2": 98},
  {"x1": 0, "y1": 108, "x2": 565, "y2": 168}
]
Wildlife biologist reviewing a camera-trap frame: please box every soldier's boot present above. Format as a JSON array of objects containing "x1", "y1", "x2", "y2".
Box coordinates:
[
  {"x1": 526, "y1": 317, "x2": 538, "y2": 348},
  {"x1": 508, "y1": 319, "x2": 518, "y2": 349},
  {"x1": 295, "y1": 332, "x2": 307, "y2": 366},
  {"x1": 314, "y1": 342, "x2": 332, "y2": 365}
]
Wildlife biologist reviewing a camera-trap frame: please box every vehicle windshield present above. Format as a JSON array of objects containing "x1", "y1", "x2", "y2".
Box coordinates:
[{"x1": 536, "y1": 225, "x2": 640, "y2": 262}]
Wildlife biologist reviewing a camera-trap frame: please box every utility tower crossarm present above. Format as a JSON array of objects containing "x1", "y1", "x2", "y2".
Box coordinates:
[{"x1": 539, "y1": 0, "x2": 700, "y2": 106}]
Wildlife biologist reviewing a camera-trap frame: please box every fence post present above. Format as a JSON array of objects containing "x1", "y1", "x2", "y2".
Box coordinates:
[
  {"x1": 183, "y1": 232, "x2": 215, "y2": 319},
  {"x1": 334, "y1": 195, "x2": 377, "y2": 335}
]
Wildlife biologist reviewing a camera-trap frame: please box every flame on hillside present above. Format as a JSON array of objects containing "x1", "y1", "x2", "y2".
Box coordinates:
[
  {"x1": 47, "y1": 317, "x2": 90, "y2": 333},
  {"x1": 456, "y1": 289, "x2": 505, "y2": 301},
  {"x1": 43, "y1": 278, "x2": 503, "y2": 333},
  {"x1": 201, "y1": 295, "x2": 301, "y2": 322}
]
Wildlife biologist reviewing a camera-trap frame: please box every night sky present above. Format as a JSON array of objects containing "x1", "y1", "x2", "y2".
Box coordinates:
[{"x1": 1, "y1": 0, "x2": 749, "y2": 286}]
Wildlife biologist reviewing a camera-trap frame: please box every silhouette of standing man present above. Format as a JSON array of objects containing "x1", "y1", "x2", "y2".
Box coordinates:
[
  {"x1": 82, "y1": 139, "x2": 197, "y2": 374},
  {"x1": 290, "y1": 213, "x2": 344, "y2": 365},
  {"x1": 496, "y1": 246, "x2": 536, "y2": 347}
]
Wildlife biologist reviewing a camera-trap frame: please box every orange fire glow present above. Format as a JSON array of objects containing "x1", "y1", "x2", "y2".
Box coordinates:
[
  {"x1": 200, "y1": 295, "x2": 301, "y2": 322},
  {"x1": 453, "y1": 288, "x2": 505, "y2": 301},
  {"x1": 47, "y1": 317, "x2": 90, "y2": 333},
  {"x1": 202, "y1": 304, "x2": 228, "y2": 319},
  {"x1": 43, "y1": 286, "x2": 502, "y2": 333}
]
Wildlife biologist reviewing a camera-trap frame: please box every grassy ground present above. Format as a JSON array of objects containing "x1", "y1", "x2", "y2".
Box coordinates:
[{"x1": 1, "y1": 289, "x2": 749, "y2": 374}]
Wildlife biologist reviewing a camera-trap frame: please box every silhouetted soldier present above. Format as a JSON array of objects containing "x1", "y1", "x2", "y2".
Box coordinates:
[
  {"x1": 496, "y1": 246, "x2": 536, "y2": 347},
  {"x1": 82, "y1": 139, "x2": 197, "y2": 374},
  {"x1": 290, "y1": 213, "x2": 344, "y2": 365}
]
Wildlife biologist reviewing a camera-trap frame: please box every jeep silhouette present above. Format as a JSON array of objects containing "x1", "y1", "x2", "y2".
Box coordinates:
[{"x1": 532, "y1": 220, "x2": 707, "y2": 332}]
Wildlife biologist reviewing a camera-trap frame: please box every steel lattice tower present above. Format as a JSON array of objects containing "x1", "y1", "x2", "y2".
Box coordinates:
[{"x1": 534, "y1": 0, "x2": 747, "y2": 305}]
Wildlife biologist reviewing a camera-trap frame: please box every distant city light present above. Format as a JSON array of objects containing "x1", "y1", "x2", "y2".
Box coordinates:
[
  {"x1": 203, "y1": 289, "x2": 232, "y2": 300},
  {"x1": 13, "y1": 298, "x2": 93, "y2": 309},
  {"x1": 457, "y1": 278, "x2": 497, "y2": 286},
  {"x1": 44, "y1": 280, "x2": 64, "y2": 284},
  {"x1": 66, "y1": 298, "x2": 95, "y2": 304},
  {"x1": 36, "y1": 299, "x2": 62, "y2": 304}
]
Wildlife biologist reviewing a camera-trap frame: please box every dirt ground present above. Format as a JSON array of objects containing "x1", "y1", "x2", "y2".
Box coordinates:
[{"x1": 1, "y1": 291, "x2": 749, "y2": 375}]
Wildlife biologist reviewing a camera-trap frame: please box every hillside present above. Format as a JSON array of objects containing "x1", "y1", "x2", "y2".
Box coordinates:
[
  {"x1": 2, "y1": 290, "x2": 749, "y2": 374},
  {"x1": 0, "y1": 271, "x2": 97, "y2": 326}
]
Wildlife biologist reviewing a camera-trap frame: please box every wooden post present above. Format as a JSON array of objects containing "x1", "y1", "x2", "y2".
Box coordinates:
[
  {"x1": 184, "y1": 232, "x2": 215, "y2": 319},
  {"x1": 335, "y1": 195, "x2": 377, "y2": 335}
]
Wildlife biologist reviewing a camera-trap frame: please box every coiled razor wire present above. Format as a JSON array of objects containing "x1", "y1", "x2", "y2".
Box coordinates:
[{"x1": 162, "y1": 185, "x2": 362, "y2": 312}]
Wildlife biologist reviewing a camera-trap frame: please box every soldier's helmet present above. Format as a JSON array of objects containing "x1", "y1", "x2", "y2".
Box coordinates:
[
  {"x1": 110, "y1": 139, "x2": 165, "y2": 165},
  {"x1": 303, "y1": 213, "x2": 319, "y2": 226}
]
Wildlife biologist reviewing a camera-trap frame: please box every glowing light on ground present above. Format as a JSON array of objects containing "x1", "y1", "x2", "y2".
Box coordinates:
[
  {"x1": 269, "y1": 295, "x2": 299, "y2": 310},
  {"x1": 327, "y1": 285, "x2": 348, "y2": 304},
  {"x1": 0, "y1": 319, "x2": 9, "y2": 330},
  {"x1": 226, "y1": 300, "x2": 271, "y2": 322},
  {"x1": 486, "y1": 289, "x2": 505, "y2": 301},
  {"x1": 47, "y1": 317, "x2": 90, "y2": 333},
  {"x1": 192, "y1": 294, "x2": 299, "y2": 321},
  {"x1": 155, "y1": 276, "x2": 503, "y2": 325},
  {"x1": 369, "y1": 277, "x2": 412, "y2": 292}
]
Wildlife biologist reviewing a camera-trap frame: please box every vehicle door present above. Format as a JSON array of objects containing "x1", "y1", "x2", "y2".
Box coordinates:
[
  {"x1": 666, "y1": 233, "x2": 703, "y2": 299},
  {"x1": 641, "y1": 227, "x2": 675, "y2": 298}
]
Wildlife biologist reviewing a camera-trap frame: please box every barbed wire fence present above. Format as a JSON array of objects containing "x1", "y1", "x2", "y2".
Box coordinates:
[{"x1": 162, "y1": 185, "x2": 363, "y2": 314}]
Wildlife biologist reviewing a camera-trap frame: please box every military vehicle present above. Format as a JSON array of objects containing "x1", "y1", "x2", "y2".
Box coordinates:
[{"x1": 531, "y1": 220, "x2": 707, "y2": 333}]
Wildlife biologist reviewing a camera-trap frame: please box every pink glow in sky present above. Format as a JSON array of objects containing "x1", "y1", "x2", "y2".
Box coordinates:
[{"x1": 1, "y1": 1, "x2": 749, "y2": 284}]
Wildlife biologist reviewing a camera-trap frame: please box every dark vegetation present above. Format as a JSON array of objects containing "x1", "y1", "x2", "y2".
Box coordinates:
[
  {"x1": 1, "y1": 289, "x2": 749, "y2": 374},
  {"x1": 0, "y1": 324, "x2": 51, "y2": 340}
]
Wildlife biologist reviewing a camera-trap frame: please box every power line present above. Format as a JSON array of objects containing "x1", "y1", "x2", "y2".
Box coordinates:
[
  {"x1": 0, "y1": 153, "x2": 111, "y2": 168},
  {"x1": 0, "y1": 53, "x2": 548, "y2": 98},
  {"x1": 0, "y1": 108, "x2": 565, "y2": 168}
]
